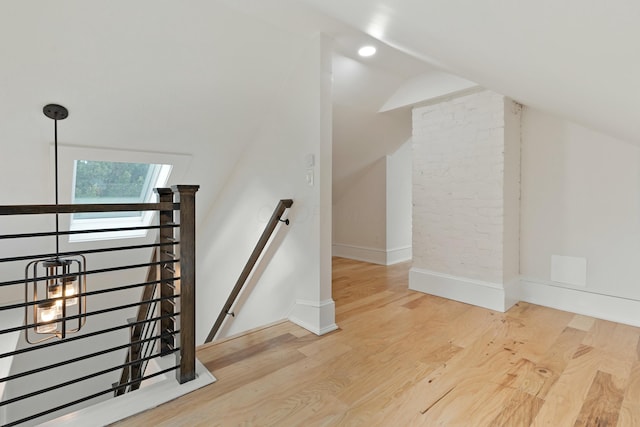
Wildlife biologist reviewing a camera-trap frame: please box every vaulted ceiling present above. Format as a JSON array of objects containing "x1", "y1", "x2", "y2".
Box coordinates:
[
  {"x1": 2, "y1": 0, "x2": 636, "y2": 212},
  {"x1": 300, "y1": 0, "x2": 640, "y2": 144}
]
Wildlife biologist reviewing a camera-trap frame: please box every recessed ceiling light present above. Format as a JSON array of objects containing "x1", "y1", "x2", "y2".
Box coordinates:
[{"x1": 358, "y1": 45, "x2": 376, "y2": 57}]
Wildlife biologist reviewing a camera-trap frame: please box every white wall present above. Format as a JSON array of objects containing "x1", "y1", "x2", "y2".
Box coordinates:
[
  {"x1": 0, "y1": 2, "x2": 335, "y2": 422},
  {"x1": 332, "y1": 158, "x2": 387, "y2": 263},
  {"x1": 386, "y1": 140, "x2": 413, "y2": 263},
  {"x1": 332, "y1": 139, "x2": 412, "y2": 265},
  {"x1": 521, "y1": 107, "x2": 640, "y2": 301},
  {"x1": 197, "y1": 34, "x2": 336, "y2": 341}
]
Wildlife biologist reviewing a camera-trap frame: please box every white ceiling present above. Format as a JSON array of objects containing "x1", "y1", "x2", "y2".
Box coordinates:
[
  {"x1": 8, "y1": 0, "x2": 627, "y2": 210},
  {"x1": 300, "y1": 0, "x2": 640, "y2": 144},
  {"x1": 0, "y1": 1, "x2": 314, "y2": 213},
  {"x1": 219, "y1": 0, "x2": 458, "y2": 200}
]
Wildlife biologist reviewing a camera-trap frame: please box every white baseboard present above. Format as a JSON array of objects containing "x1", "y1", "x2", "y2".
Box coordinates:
[
  {"x1": 519, "y1": 277, "x2": 640, "y2": 328},
  {"x1": 42, "y1": 357, "x2": 216, "y2": 427},
  {"x1": 386, "y1": 246, "x2": 412, "y2": 265},
  {"x1": 409, "y1": 267, "x2": 515, "y2": 312},
  {"x1": 408, "y1": 270, "x2": 640, "y2": 327},
  {"x1": 332, "y1": 244, "x2": 386, "y2": 265},
  {"x1": 288, "y1": 298, "x2": 338, "y2": 336},
  {"x1": 332, "y1": 243, "x2": 412, "y2": 265}
]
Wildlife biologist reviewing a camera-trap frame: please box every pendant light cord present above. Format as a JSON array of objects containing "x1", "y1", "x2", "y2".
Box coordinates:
[{"x1": 54, "y1": 118, "x2": 60, "y2": 257}]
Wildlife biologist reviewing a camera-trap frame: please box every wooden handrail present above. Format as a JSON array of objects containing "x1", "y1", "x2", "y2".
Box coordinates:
[
  {"x1": 205, "y1": 199, "x2": 293, "y2": 343},
  {"x1": 0, "y1": 202, "x2": 179, "y2": 216}
]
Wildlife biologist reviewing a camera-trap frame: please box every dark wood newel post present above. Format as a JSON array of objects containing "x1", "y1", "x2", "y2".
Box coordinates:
[
  {"x1": 172, "y1": 185, "x2": 199, "y2": 384},
  {"x1": 155, "y1": 188, "x2": 175, "y2": 356}
]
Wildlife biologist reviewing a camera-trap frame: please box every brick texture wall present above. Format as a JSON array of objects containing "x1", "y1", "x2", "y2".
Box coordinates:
[{"x1": 412, "y1": 90, "x2": 519, "y2": 284}]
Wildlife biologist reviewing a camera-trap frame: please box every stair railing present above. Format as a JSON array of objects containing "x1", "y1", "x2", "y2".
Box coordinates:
[
  {"x1": 113, "y1": 244, "x2": 160, "y2": 396},
  {"x1": 0, "y1": 185, "x2": 199, "y2": 426},
  {"x1": 205, "y1": 199, "x2": 293, "y2": 343}
]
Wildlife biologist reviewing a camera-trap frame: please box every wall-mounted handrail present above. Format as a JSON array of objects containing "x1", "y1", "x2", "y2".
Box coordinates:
[{"x1": 205, "y1": 199, "x2": 293, "y2": 343}]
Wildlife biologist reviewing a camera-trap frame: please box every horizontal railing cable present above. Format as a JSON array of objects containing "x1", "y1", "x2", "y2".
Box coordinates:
[
  {"x1": 0, "y1": 185, "x2": 199, "y2": 423},
  {"x1": 0, "y1": 241, "x2": 178, "y2": 264},
  {"x1": 0, "y1": 348, "x2": 179, "y2": 408},
  {"x1": 0, "y1": 331, "x2": 175, "y2": 384},
  {"x1": 130, "y1": 299, "x2": 160, "y2": 392},
  {"x1": 0, "y1": 277, "x2": 179, "y2": 312},
  {"x1": 0, "y1": 312, "x2": 179, "y2": 359},
  {"x1": 0, "y1": 223, "x2": 178, "y2": 240},
  {"x1": 4, "y1": 365, "x2": 178, "y2": 427},
  {"x1": 0, "y1": 294, "x2": 179, "y2": 336},
  {"x1": 0, "y1": 259, "x2": 179, "y2": 288}
]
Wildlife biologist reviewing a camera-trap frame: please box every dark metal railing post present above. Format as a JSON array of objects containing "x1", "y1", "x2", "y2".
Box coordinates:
[
  {"x1": 156, "y1": 188, "x2": 175, "y2": 356},
  {"x1": 172, "y1": 185, "x2": 199, "y2": 384}
]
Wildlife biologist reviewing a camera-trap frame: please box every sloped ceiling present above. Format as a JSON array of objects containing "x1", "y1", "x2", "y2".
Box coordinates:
[
  {"x1": 332, "y1": 54, "x2": 412, "y2": 201},
  {"x1": 301, "y1": 0, "x2": 640, "y2": 144},
  {"x1": 219, "y1": 0, "x2": 453, "y2": 202},
  {"x1": 0, "y1": 0, "x2": 311, "y2": 213}
]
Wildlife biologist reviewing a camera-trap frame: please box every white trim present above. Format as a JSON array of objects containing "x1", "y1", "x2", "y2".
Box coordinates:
[
  {"x1": 288, "y1": 299, "x2": 338, "y2": 336},
  {"x1": 519, "y1": 277, "x2": 640, "y2": 328},
  {"x1": 386, "y1": 246, "x2": 412, "y2": 265},
  {"x1": 332, "y1": 243, "x2": 412, "y2": 265},
  {"x1": 41, "y1": 357, "x2": 215, "y2": 427},
  {"x1": 409, "y1": 267, "x2": 514, "y2": 312},
  {"x1": 332, "y1": 243, "x2": 386, "y2": 265},
  {"x1": 503, "y1": 277, "x2": 520, "y2": 310}
]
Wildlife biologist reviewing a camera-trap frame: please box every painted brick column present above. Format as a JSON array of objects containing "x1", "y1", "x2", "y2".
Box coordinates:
[{"x1": 410, "y1": 90, "x2": 521, "y2": 311}]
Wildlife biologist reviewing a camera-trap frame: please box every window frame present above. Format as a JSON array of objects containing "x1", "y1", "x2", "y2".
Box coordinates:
[{"x1": 53, "y1": 145, "x2": 191, "y2": 243}]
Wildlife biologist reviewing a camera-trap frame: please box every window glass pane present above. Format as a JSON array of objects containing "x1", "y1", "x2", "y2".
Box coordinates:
[
  {"x1": 74, "y1": 160, "x2": 153, "y2": 200},
  {"x1": 72, "y1": 160, "x2": 162, "y2": 220}
]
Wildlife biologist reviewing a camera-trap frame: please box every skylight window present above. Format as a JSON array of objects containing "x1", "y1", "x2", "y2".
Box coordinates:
[
  {"x1": 69, "y1": 160, "x2": 172, "y2": 242},
  {"x1": 54, "y1": 145, "x2": 191, "y2": 243}
]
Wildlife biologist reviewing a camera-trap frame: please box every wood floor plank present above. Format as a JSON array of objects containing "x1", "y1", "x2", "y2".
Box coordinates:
[
  {"x1": 530, "y1": 326, "x2": 587, "y2": 399},
  {"x1": 617, "y1": 361, "x2": 640, "y2": 426},
  {"x1": 569, "y1": 314, "x2": 596, "y2": 331},
  {"x1": 531, "y1": 348, "x2": 604, "y2": 426},
  {"x1": 574, "y1": 370, "x2": 625, "y2": 427},
  {"x1": 203, "y1": 344, "x2": 308, "y2": 399},
  {"x1": 583, "y1": 319, "x2": 620, "y2": 350},
  {"x1": 203, "y1": 332, "x2": 298, "y2": 370},
  {"x1": 490, "y1": 386, "x2": 544, "y2": 426},
  {"x1": 115, "y1": 258, "x2": 640, "y2": 427}
]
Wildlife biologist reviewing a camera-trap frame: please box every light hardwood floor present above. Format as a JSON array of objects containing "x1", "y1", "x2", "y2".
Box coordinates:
[{"x1": 116, "y1": 257, "x2": 640, "y2": 426}]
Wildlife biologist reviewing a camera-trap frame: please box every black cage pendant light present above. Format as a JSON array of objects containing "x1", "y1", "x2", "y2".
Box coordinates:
[{"x1": 25, "y1": 104, "x2": 87, "y2": 344}]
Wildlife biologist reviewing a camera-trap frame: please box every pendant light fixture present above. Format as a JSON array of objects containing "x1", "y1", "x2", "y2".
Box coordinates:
[{"x1": 25, "y1": 104, "x2": 87, "y2": 344}]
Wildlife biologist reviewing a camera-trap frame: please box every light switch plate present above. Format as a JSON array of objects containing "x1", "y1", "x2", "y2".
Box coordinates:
[
  {"x1": 305, "y1": 154, "x2": 315, "y2": 168},
  {"x1": 305, "y1": 169, "x2": 314, "y2": 186}
]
